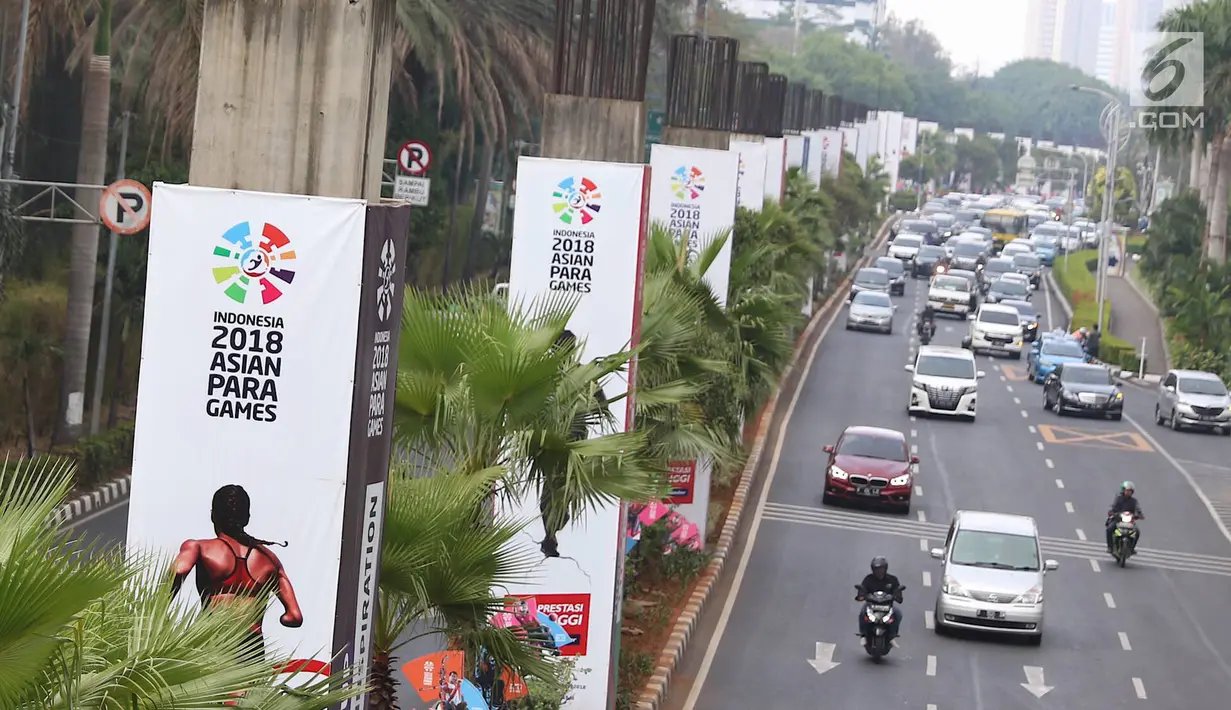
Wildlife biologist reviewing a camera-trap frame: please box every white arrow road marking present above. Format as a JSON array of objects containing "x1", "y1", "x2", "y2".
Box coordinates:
[
  {"x1": 807, "y1": 642, "x2": 840, "y2": 675},
  {"x1": 1132, "y1": 677, "x2": 1147, "y2": 699},
  {"x1": 1020, "y1": 666, "x2": 1054, "y2": 698},
  {"x1": 926, "y1": 655, "x2": 937, "y2": 676}
]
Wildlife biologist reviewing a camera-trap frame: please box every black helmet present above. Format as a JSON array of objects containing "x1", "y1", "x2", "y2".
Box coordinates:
[{"x1": 870, "y1": 556, "x2": 888, "y2": 571}]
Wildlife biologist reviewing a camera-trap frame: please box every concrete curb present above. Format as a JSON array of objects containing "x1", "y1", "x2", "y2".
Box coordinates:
[
  {"x1": 51, "y1": 474, "x2": 131, "y2": 527},
  {"x1": 1043, "y1": 271, "x2": 1160, "y2": 384},
  {"x1": 1044, "y1": 271, "x2": 1073, "y2": 325},
  {"x1": 633, "y1": 212, "x2": 900, "y2": 710}
]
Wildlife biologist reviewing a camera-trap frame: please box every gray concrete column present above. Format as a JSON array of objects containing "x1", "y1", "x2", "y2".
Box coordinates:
[
  {"x1": 662, "y1": 126, "x2": 731, "y2": 151},
  {"x1": 730, "y1": 133, "x2": 765, "y2": 143},
  {"x1": 189, "y1": 0, "x2": 395, "y2": 200},
  {"x1": 540, "y1": 94, "x2": 646, "y2": 164}
]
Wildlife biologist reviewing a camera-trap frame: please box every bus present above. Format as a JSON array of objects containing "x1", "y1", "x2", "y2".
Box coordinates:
[{"x1": 981, "y1": 208, "x2": 1028, "y2": 249}]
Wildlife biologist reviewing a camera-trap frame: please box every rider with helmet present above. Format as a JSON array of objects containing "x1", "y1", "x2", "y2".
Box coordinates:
[
  {"x1": 918, "y1": 305, "x2": 937, "y2": 339},
  {"x1": 1105, "y1": 481, "x2": 1144, "y2": 553},
  {"x1": 857, "y1": 556, "x2": 904, "y2": 642}
]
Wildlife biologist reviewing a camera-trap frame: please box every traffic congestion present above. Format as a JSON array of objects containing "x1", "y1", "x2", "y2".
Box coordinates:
[{"x1": 671, "y1": 192, "x2": 1231, "y2": 710}]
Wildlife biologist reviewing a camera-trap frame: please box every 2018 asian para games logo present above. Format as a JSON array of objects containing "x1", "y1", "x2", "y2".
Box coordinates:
[
  {"x1": 552, "y1": 176, "x2": 602, "y2": 225},
  {"x1": 670, "y1": 165, "x2": 705, "y2": 200},
  {"x1": 211, "y1": 221, "x2": 297, "y2": 305}
]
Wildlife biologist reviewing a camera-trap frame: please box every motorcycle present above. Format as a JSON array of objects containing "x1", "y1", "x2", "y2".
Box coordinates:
[
  {"x1": 917, "y1": 318, "x2": 937, "y2": 345},
  {"x1": 855, "y1": 585, "x2": 904, "y2": 659},
  {"x1": 1110, "y1": 511, "x2": 1141, "y2": 567}
]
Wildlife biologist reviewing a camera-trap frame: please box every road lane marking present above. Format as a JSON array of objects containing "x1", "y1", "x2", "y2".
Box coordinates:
[
  {"x1": 1028, "y1": 424, "x2": 1036, "y2": 433},
  {"x1": 1014, "y1": 397, "x2": 1022, "y2": 405},
  {"x1": 1090, "y1": 559, "x2": 1101, "y2": 572},
  {"x1": 1021, "y1": 410, "x2": 1028, "y2": 418},
  {"x1": 911, "y1": 415, "x2": 917, "y2": 422},
  {"x1": 922, "y1": 570, "x2": 932, "y2": 587},
  {"x1": 911, "y1": 429, "x2": 917, "y2": 438},
  {"x1": 1046, "y1": 458, "x2": 1055, "y2": 468},
  {"x1": 1132, "y1": 677, "x2": 1146, "y2": 699},
  {"x1": 1065, "y1": 501, "x2": 1074, "y2": 513},
  {"x1": 1037, "y1": 424, "x2": 1153, "y2": 452},
  {"x1": 915, "y1": 485, "x2": 923, "y2": 496},
  {"x1": 924, "y1": 610, "x2": 935, "y2": 629},
  {"x1": 1036, "y1": 441, "x2": 1045, "y2": 451},
  {"x1": 1104, "y1": 592, "x2": 1116, "y2": 608},
  {"x1": 917, "y1": 510, "x2": 927, "y2": 522},
  {"x1": 1000, "y1": 375, "x2": 1006, "y2": 382},
  {"x1": 1119, "y1": 631, "x2": 1132, "y2": 650},
  {"x1": 1075, "y1": 529, "x2": 1087, "y2": 540},
  {"x1": 926, "y1": 655, "x2": 937, "y2": 676},
  {"x1": 911, "y1": 443, "x2": 919, "y2": 455},
  {"x1": 927, "y1": 705, "x2": 937, "y2": 710},
  {"x1": 1055, "y1": 478, "x2": 1064, "y2": 488},
  {"x1": 1002, "y1": 364, "x2": 1029, "y2": 381},
  {"x1": 920, "y1": 538, "x2": 929, "y2": 551},
  {"x1": 1007, "y1": 385, "x2": 1014, "y2": 392}
]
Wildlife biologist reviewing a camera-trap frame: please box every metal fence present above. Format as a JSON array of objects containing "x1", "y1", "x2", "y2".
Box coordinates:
[
  {"x1": 551, "y1": 0, "x2": 657, "y2": 101},
  {"x1": 732, "y1": 61, "x2": 768, "y2": 135},
  {"x1": 664, "y1": 34, "x2": 740, "y2": 131},
  {"x1": 763, "y1": 74, "x2": 788, "y2": 138},
  {"x1": 783, "y1": 82, "x2": 807, "y2": 133},
  {"x1": 804, "y1": 89, "x2": 825, "y2": 131}
]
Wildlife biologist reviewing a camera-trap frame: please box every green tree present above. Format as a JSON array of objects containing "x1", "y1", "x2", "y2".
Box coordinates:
[
  {"x1": 954, "y1": 135, "x2": 1002, "y2": 191},
  {"x1": 1086, "y1": 166, "x2": 1138, "y2": 224}
]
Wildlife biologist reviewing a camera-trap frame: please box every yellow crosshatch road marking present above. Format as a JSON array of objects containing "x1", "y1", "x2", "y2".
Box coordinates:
[
  {"x1": 1001, "y1": 364, "x2": 1029, "y2": 381},
  {"x1": 1038, "y1": 425, "x2": 1154, "y2": 453}
]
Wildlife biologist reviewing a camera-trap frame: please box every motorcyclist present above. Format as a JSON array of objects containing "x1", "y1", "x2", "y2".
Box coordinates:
[
  {"x1": 1071, "y1": 326, "x2": 1088, "y2": 344},
  {"x1": 917, "y1": 305, "x2": 937, "y2": 337},
  {"x1": 857, "y1": 556, "x2": 903, "y2": 642},
  {"x1": 1105, "y1": 481, "x2": 1144, "y2": 553}
]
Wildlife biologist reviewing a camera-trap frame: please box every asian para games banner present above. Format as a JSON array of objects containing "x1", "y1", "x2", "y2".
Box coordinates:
[
  {"x1": 763, "y1": 137, "x2": 787, "y2": 204},
  {"x1": 648, "y1": 144, "x2": 738, "y2": 306},
  {"x1": 728, "y1": 139, "x2": 768, "y2": 212},
  {"x1": 839, "y1": 126, "x2": 860, "y2": 163},
  {"x1": 816, "y1": 129, "x2": 844, "y2": 179},
  {"x1": 126, "y1": 185, "x2": 403, "y2": 694},
  {"x1": 504, "y1": 156, "x2": 650, "y2": 710},
  {"x1": 900, "y1": 116, "x2": 919, "y2": 162},
  {"x1": 785, "y1": 134, "x2": 809, "y2": 169}
]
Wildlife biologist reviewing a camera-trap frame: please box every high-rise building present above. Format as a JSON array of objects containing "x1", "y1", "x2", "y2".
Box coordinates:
[
  {"x1": 1095, "y1": 1, "x2": 1117, "y2": 85},
  {"x1": 1056, "y1": 0, "x2": 1104, "y2": 75},
  {"x1": 1111, "y1": 0, "x2": 1167, "y2": 88},
  {"x1": 1025, "y1": 0, "x2": 1062, "y2": 60},
  {"x1": 726, "y1": 0, "x2": 888, "y2": 47}
]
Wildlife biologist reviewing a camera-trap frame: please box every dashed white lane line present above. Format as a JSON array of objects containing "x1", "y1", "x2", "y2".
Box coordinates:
[
  {"x1": 1090, "y1": 559, "x2": 1101, "y2": 572},
  {"x1": 911, "y1": 443, "x2": 919, "y2": 455},
  {"x1": 922, "y1": 570, "x2": 932, "y2": 587},
  {"x1": 1064, "y1": 501, "x2": 1075, "y2": 513},
  {"x1": 1000, "y1": 375, "x2": 1007, "y2": 382},
  {"x1": 911, "y1": 416, "x2": 917, "y2": 422},
  {"x1": 1028, "y1": 424, "x2": 1036, "y2": 433},
  {"x1": 1055, "y1": 478, "x2": 1064, "y2": 488},
  {"x1": 1046, "y1": 458, "x2": 1055, "y2": 469},
  {"x1": 924, "y1": 609, "x2": 935, "y2": 629},
  {"x1": 1104, "y1": 592, "x2": 1117, "y2": 608},
  {"x1": 910, "y1": 429, "x2": 918, "y2": 438},
  {"x1": 1076, "y1": 528, "x2": 1087, "y2": 540},
  {"x1": 1036, "y1": 441, "x2": 1045, "y2": 451},
  {"x1": 927, "y1": 705, "x2": 937, "y2": 710},
  {"x1": 1013, "y1": 397, "x2": 1022, "y2": 405},
  {"x1": 920, "y1": 538, "x2": 929, "y2": 551},
  {"x1": 1119, "y1": 631, "x2": 1132, "y2": 650},
  {"x1": 917, "y1": 510, "x2": 927, "y2": 522},
  {"x1": 915, "y1": 484, "x2": 924, "y2": 496},
  {"x1": 926, "y1": 655, "x2": 937, "y2": 676},
  {"x1": 1132, "y1": 677, "x2": 1147, "y2": 699},
  {"x1": 1006, "y1": 385, "x2": 1014, "y2": 392}
]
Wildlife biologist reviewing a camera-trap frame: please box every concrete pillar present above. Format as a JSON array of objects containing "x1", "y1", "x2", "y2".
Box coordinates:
[
  {"x1": 731, "y1": 133, "x2": 765, "y2": 143},
  {"x1": 540, "y1": 94, "x2": 645, "y2": 163},
  {"x1": 662, "y1": 126, "x2": 731, "y2": 151},
  {"x1": 189, "y1": 0, "x2": 395, "y2": 200}
]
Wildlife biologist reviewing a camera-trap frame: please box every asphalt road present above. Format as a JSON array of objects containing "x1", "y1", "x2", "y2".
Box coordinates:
[{"x1": 663, "y1": 268, "x2": 1231, "y2": 710}]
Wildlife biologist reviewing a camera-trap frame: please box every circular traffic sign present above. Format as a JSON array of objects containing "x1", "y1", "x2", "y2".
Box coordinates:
[
  {"x1": 398, "y1": 140, "x2": 432, "y2": 175},
  {"x1": 99, "y1": 179, "x2": 152, "y2": 235}
]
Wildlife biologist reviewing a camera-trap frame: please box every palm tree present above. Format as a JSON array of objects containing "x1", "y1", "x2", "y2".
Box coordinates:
[
  {"x1": 369, "y1": 464, "x2": 562, "y2": 710},
  {"x1": 0, "y1": 456, "x2": 362, "y2": 708}
]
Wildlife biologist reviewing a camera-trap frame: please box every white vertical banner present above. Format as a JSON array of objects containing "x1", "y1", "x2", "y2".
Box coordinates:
[
  {"x1": 882, "y1": 111, "x2": 905, "y2": 190},
  {"x1": 785, "y1": 134, "x2": 809, "y2": 169},
  {"x1": 730, "y1": 138, "x2": 768, "y2": 212},
  {"x1": 648, "y1": 144, "x2": 739, "y2": 306},
  {"x1": 839, "y1": 126, "x2": 860, "y2": 161},
  {"x1": 803, "y1": 131, "x2": 824, "y2": 185},
  {"x1": 900, "y1": 117, "x2": 919, "y2": 163},
  {"x1": 801, "y1": 275, "x2": 815, "y2": 317},
  {"x1": 857, "y1": 120, "x2": 878, "y2": 171},
  {"x1": 816, "y1": 129, "x2": 845, "y2": 179},
  {"x1": 127, "y1": 184, "x2": 370, "y2": 687},
  {"x1": 505, "y1": 157, "x2": 650, "y2": 710},
  {"x1": 763, "y1": 137, "x2": 787, "y2": 204},
  {"x1": 918, "y1": 120, "x2": 940, "y2": 135}
]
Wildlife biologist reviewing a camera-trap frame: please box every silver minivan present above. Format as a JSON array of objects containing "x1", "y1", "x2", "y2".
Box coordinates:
[
  {"x1": 1156, "y1": 369, "x2": 1231, "y2": 435},
  {"x1": 931, "y1": 510, "x2": 1058, "y2": 644}
]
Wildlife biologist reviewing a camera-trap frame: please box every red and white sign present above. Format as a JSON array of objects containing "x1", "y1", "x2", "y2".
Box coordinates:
[
  {"x1": 666, "y1": 460, "x2": 697, "y2": 504},
  {"x1": 99, "y1": 178, "x2": 152, "y2": 235},
  {"x1": 398, "y1": 140, "x2": 432, "y2": 175},
  {"x1": 534, "y1": 593, "x2": 591, "y2": 657}
]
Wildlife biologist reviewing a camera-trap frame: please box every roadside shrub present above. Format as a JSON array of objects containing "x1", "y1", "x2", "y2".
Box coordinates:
[
  {"x1": 68, "y1": 420, "x2": 135, "y2": 490},
  {"x1": 889, "y1": 190, "x2": 918, "y2": 211},
  {"x1": 0, "y1": 281, "x2": 66, "y2": 447}
]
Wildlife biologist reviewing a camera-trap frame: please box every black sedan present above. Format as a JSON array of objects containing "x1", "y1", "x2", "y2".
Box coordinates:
[
  {"x1": 1043, "y1": 363, "x2": 1124, "y2": 420},
  {"x1": 912, "y1": 245, "x2": 948, "y2": 278}
]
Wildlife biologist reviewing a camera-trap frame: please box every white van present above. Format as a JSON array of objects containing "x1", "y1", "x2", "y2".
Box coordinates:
[
  {"x1": 905, "y1": 345, "x2": 984, "y2": 421},
  {"x1": 966, "y1": 303, "x2": 1025, "y2": 359},
  {"x1": 927, "y1": 274, "x2": 975, "y2": 318}
]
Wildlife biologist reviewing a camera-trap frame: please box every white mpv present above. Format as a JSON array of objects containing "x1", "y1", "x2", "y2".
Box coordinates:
[
  {"x1": 906, "y1": 345, "x2": 985, "y2": 421},
  {"x1": 967, "y1": 304, "x2": 1025, "y2": 359}
]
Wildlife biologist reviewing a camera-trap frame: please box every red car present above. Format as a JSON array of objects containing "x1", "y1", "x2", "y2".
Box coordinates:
[{"x1": 821, "y1": 426, "x2": 918, "y2": 513}]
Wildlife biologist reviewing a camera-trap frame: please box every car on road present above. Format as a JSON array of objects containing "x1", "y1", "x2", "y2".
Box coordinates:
[
  {"x1": 966, "y1": 303, "x2": 1025, "y2": 359},
  {"x1": 1001, "y1": 239, "x2": 1034, "y2": 259},
  {"x1": 1000, "y1": 299, "x2": 1040, "y2": 342},
  {"x1": 1042, "y1": 363, "x2": 1123, "y2": 420},
  {"x1": 1030, "y1": 234, "x2": 1059, "y2": 265},
  {"x1": 905, "y1": 345, "x2": 984, "y2": 420},
  {"x1": 931, "y1": 510, "x2": 1058, "y2": 644},
  {"x1": 948, "y1": 240, "x2": 987, "y2": 273},
  {"x1": 888, "y1": 233, "x2": 925, "y2": 261},
  {"x1": 1027, "y1": 335, "x2": 1088, "y2": 383},
  {"x1": 821, "y1": 425, "x2": 918, "y2": 512},
  {"x1": 1156, "y1": 369, "x2": 1231, "y2": 435},
  {"x1": 1011, "y1": 253, "x2": 1043, "y2": 289},
  {"x1": 944, "y1": 269, "x2": 980, "y2": 309},
  {"x1": 979, "y1": 257, "x2": 1016, "y2": 292},
  {"x1": 846, "y1": 290, "x2": 896, "y2": 334},
  {"x1": 849, "y1": 267, "x2": 891, "y2": 301},
  {"x1": 913, "y1": 244, "x2": 948, "y2": 278},
  {"x1": 927, "y1": 274, "x2": 975, "y2": 319},
  {"x1": 984, "y1": 276, "x2": 1032, "y2": 305},
  {"x1": 875, "y1": 256, "x2": 907, "y2": 295},
  {"x1": 932, "y1": 212, "x2": 958, "y2": 240}
]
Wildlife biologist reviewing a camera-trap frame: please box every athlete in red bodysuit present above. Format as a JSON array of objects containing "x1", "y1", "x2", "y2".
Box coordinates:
[{"x1": 171, "y1": 484, "x2": 303, "y2": 659}]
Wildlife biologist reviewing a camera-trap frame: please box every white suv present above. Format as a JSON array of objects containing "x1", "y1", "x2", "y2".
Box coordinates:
[
  {"x1": 906, "y1": 345, "x2": 984, "y2": 420},
  {"x1": 966, "y1": 304, "x2": 1025, "y2": 359},
  {"x1": 927, "y1": 274, "x2": 974, "y2": 318}
]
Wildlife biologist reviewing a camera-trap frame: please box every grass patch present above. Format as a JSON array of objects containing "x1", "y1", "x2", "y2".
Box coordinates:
[{"x1": 1051, "y1": 250, "x2": 1141, "y2": 370}]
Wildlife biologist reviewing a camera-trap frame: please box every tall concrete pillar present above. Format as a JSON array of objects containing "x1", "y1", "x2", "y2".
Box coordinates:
[
  {"x1": 661, "y1": 35, "x2": 739, "y2": 150},
  {"x1": 540, "y1": 95, "x2": 645, "y2": 163},
  {"x1": 189, "y1": 0, "x2": 395, "y2": 200}
]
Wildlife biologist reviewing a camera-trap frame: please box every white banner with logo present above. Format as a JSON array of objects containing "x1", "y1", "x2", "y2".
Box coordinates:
[
  {"x1": 648, "y1": 144, "x2": 739, "y2": 306},
  {"x1": 856, "y1": 120, "x2": 878, "y2": 171},
  {"x1": 900, "y1": 116, "x2": 919, "y2": 163},
  {"x1": 764, "y1": 137, "x2": 787, "y2": 204},
  {"x1": 127, "y1": 184, "x2": 368, "y2": 685},
  {"x1": 839, "y1": 126, "x2": 860, "y2": 162},
  {"x1": 505, "y1": 157, "x2": 650, "y2": 710},
  {"x1": 816, "y1": 129, "x2": 845, "y2": 179},
  {"x1": 729, "y1": 138, "x2": 768, "y2": 212},
  {"x1": 785, "y1": 134, "x2": 809, "y2": 169}
]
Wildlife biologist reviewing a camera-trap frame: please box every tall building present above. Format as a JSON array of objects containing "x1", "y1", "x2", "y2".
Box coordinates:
[
  {"x1": 1056, "y1": 0, "x2": 1104, "y2": 75},
  {"x1": 1025, "y1": 0, "x2": 1062, "y2": 60},
  {"x1": 1095, "y1": 1, "x2": 1117, "y2": 85},
  {"x1": 1111, "y1": 0, "x2": 1167, "y2": 88},
  {"x1": 727, "y1": 0, "x2": 888, "y2": 47}
]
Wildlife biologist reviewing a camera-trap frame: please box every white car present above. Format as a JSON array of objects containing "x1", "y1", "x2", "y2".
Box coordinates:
[
  {"x1": 888, "y1": 233, "x2": 924, "y2": 261},
  {"x1": 927, "y1": 274, "x2": 975, "y2": 318},
  {"x1": 906, "y1": 345, "x2": 984, "y2": 420},
  {"x1": 966, "y1": 304, "x2": 1026, "y2": 359}
]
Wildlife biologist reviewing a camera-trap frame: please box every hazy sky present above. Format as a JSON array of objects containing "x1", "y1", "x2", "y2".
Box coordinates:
[{"x1": 886, "y1": 0, "x2": 1028, "y2": 75}]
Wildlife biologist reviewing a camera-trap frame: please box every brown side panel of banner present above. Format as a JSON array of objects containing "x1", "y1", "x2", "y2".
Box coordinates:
[{"x1": 332, "y1": 204, "x2": 413, "y2": 709}]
